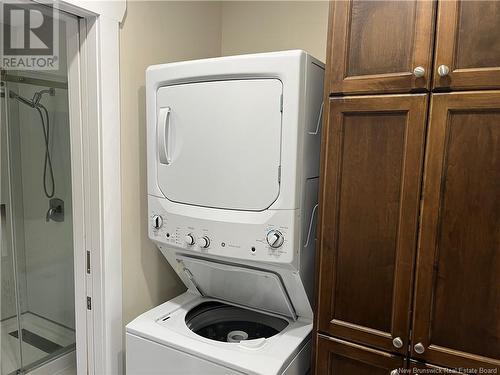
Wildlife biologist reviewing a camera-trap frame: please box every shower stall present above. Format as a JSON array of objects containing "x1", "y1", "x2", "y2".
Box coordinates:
[
  {"x1": 1, "y1": 0, "x2": 124, "y2": 373},
  {"x1": 1, "y1": 6, "x2": 78, "y2": 374}
]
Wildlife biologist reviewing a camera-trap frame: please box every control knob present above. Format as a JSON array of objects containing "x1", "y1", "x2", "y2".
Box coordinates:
[
  {"x1": 152, "y1": 215, "x2": 163, "y2": 229},
  {"x1": 198, "y1": 236, "x2": 210, "y2": 248},
  {"x1": 184, "y1": 233, "x2": 195, "y2": 246},
  {"x1": 266, "y1": 230, "x2": 284, "y2": 248}
]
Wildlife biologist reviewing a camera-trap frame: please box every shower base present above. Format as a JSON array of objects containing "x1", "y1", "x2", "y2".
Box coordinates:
[{"x1": 1, "y1": 312, "x2": 75, "y2": 374}]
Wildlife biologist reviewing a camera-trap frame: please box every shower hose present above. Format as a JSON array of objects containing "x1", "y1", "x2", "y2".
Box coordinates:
[
  {"x1": 7, "y1": 88, "x2": 56, "y2": 199},
  {"x1": 35, "y1": 103, "x2": 55, "y2": 199}
]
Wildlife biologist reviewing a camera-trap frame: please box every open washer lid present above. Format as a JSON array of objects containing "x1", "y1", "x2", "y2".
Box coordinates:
[
  {"x1": 176, "y1": 255, "x2": 297, "y2": 320},
  {"x1": 155, "y1": 79, "x2": 283, "y2": 211}
]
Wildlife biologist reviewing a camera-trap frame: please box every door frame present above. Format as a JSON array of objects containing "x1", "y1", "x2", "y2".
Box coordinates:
[{"x1": 34, "y1": 1, "x2": 126, "y2": 374}]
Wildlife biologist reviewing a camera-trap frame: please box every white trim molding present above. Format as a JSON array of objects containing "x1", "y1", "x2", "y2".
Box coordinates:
[
  {"x1": 89, "y1": 15, "x2": 124, "y2": 375},
  {"x1": 58, "y1": 0, "x2": 126, "y2": 22},
  {"x1": 56, "y1": 1, "x2": 125, "y2": 374}
]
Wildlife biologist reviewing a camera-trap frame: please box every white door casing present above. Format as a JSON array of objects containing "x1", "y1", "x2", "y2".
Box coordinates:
[{"x1": 45, "y1": 1, "x2": 126, "y2": 374}]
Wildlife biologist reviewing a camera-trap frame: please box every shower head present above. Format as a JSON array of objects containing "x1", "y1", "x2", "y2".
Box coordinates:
[
  {"x1": 9, "y1": 91, "x2": 35, "y2": 107},
  {"x1": 7, "y1": 88, "x2": 55, "y2": 108},
  {"x1": 33, "y1": 88, "x2": 55, "y2": 106}
]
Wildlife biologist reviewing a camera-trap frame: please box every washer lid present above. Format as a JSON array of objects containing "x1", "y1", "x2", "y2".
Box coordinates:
[
  {"x1": 155, "y1": 79, "x2": 282, "y2": 211},
  {"x1": 176, "y1": 255, "x2": 297, "y2": 320}
]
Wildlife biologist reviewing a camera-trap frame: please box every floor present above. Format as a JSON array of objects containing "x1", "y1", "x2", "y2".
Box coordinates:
[
  {"x1": 28, "y1": 350, "x2": 76, "y2": 375},
  {"x1": 1, "y1": 312, "x2": 75, "y2": 375},
  {"x1": 52, "y1": 366, "x2": 76, "y2": 375}
]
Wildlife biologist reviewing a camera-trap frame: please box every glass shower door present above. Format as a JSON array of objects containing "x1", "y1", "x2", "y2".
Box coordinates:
[
  {"x1": 1, "y1": 77, "x2": 23, "y2": 375},
  {"x1": 1, "y1": 5, "x2": 79, "y2": 374}
]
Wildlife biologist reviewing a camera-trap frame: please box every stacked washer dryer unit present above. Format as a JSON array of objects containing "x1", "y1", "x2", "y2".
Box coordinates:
[{"x1": 126, "y1": 50, "x2": 324, "y2": 375}]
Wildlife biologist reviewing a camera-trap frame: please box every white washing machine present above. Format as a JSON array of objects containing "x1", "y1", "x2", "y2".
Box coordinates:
[{"x1": 126, "y1": 50, "x2": 324, "y2": 375}]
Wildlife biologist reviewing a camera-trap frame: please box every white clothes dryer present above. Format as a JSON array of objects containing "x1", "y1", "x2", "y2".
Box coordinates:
[{"x1": 126, "y1": 50, "x2": 324, "y2": 375}]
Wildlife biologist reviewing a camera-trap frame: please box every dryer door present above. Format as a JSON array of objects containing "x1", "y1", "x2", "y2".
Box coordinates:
[{"x1": 155, "y1": 79, "x2": 282, "y2": 211}]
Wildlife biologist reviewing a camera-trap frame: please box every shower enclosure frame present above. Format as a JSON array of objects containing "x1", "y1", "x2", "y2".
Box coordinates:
[
  {"x1": 15, "y1": 1, "x2": 126, "y2": 374},
  {"x1": 2, "y1": 10, "x2": 81, "y2": 374}
]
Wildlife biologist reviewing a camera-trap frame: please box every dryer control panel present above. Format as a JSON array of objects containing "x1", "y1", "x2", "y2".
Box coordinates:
[{"x1": 148, "y1": 196, "x2": 297, "y2": 264}]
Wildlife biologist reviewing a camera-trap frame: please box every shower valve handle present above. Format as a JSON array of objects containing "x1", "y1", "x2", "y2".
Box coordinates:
[
  {"x1": 46, "y1": 207, "x2": 56, "y2": 222},
  {"x1": 46, "y1": 198, "x2": 64, "y2": 222}
]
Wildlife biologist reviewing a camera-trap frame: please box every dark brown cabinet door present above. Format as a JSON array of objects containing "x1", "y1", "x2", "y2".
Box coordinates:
[
  {"x1": 316, "y1": 95, "x2": 428, "y2": 354},
  {"x1": 326, "y1": 0, "x2": 435, "y2": 94},
  {"x1": 433, "y1": 1, "x2": 500, "y2": 90},
  {"x1": 315, "y1": 334, "x2": 405, "y2": 375},
  {"x1": 412, "y1": 92, "x2": 500, "y2": 371}
]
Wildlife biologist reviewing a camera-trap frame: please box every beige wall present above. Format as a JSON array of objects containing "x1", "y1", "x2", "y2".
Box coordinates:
[
  {"x1": 221, "y1": 1, "x2": 329, "y2": 62},
  {"x1": 120, "y1": 0, "x2": 328, "y2": 326},
  {"x1": 120, "y1": 1, "x2": 222, "y2": 325}
]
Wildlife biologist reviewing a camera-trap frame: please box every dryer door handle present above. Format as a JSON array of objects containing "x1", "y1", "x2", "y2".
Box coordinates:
[{"x1": 158, "y1": 107, "x2": 172, "y2": 164}]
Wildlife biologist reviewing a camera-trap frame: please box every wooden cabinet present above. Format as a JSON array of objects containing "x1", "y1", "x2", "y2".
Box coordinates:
[
  {"x1": 315, "y1": 335, "x2": 405, "y2": 375},
  {"x1": 326, "y1": 0, "x2": 436, "y2": 94},
  {"x1": 317, "y1": 1, "x2": 500, "y2": 373},
  {"x1": 317, "y1": 94, "x2": 428, "y2": 354},
  {"x1": 434, "y1": 1, "x2": 500, "y2": 90},
  {"x1": 326, "y1": 0, "x2": 500, "y2": 95},
  {"x1": 412, "y1": 92, "x2": 500, "y2": 371}
]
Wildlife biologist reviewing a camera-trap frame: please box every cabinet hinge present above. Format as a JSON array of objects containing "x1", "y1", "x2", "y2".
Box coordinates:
[
  {"x1": 87, "y1": 296, "x2": 92, "y2": 310},
  {"x1": 86, "y1": 250, "x2": 91, "y2": 274}
]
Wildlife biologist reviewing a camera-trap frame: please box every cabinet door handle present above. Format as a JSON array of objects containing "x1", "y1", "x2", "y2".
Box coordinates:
[
  {"x1": 392, "y1": 337, "x2": 404, "y2": 348},
  {"x1": 413, "y1": 66, "x2": 425, "y2": 78},
  {"x1": 414, "y1": 342, "x2": 426, "y2": 354},
  {"x1": 437, "y1": 65, "x2": 450, "y2": 77}
]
